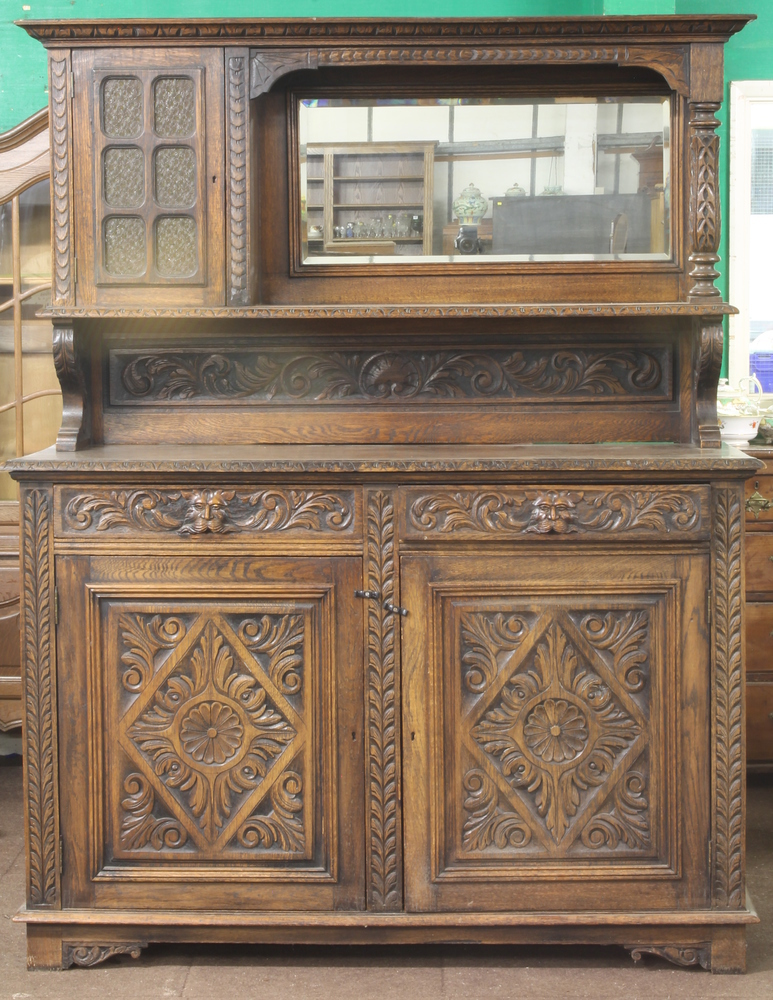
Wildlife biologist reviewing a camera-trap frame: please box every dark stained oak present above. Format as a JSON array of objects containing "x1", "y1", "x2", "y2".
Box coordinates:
[{"x1": 10, "y1": 13, "x2": 758, "y2": 975}]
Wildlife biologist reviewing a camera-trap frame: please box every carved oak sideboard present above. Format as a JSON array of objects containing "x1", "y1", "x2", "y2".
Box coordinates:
[{"x1": 8, "y1": 14, "x2": 761, "y2": 974}]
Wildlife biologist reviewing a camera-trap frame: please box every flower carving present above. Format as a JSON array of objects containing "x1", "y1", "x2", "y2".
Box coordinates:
[
  {"x1": 523, "y1": 699, "x2": 588, "y2": 763},
  {"x1": 180, "y1": 701, "x2": 244, "y2": 765}
]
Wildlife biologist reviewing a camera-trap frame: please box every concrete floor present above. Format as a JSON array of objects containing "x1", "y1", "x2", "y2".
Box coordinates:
[{"x1": 0, "y1": 762, "x2": 770, "y2": 1000}]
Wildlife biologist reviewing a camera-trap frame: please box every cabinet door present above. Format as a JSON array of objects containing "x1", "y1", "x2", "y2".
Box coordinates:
[
  {"x1": 56, "y1": 553, "x2": 364, "y2": 911},
  {"x1": 71, "y1": 47, "x2": 225, "y2": 306},
  {"x1": 401, "y1": 550, "x2": 709, "y2": 912}
]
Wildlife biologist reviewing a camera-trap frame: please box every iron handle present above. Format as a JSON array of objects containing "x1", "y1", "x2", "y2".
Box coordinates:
[
  {"x1": 746, "y1": 482, "x2": 773, "y2": 519},
  {"x1": 384, "y1": 600, "x2": 409, "y2": 617},
  {"x1": 354, "y1": 590, "x2": 379, "y2": 599}
]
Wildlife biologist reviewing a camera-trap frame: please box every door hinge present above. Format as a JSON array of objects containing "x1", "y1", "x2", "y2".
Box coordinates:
[
  {"x1": 54, "y1": 586, "x2": 59, "y2": 626},
  {"x1": 708, "y1": 837, "x2": 712, "y2": 875},
  {"x1": 707, "y1": 589, "x2": 712, "y2": 625},
  {"x1": 69, "y1": 70, "x2": 74, "y2": 99},
  {"x1": 59, "y1": 834, "x2": 64, "y2": 877},
  {"x1": 72, "y1": 256, "x2": 77, "y2": 285}
]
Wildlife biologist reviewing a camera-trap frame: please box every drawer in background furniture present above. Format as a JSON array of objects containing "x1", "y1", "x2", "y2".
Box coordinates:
[
  {"x1": 744, "y1": 533, "x2": 773, "y2": 593},
  {"x1": 745, "y1": 602, "x2": 773, "y2": 678},
  {"x1": 747, "y1": 682, "x2": 773, "y2": 765},
  {"x1": 745, "y1": 474, "x2": 773, "y2": 524}
]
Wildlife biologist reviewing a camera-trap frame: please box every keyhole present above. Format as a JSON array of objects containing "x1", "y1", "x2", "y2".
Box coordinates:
[
  {"x1": 411, "y1": 732, "x2": 415, "y2": 741},
  {"x1": 212, "y1": 175, "x2": 217, "y2": 183},
  {"x1": 351, "y1": 731, "x2": 356, "y2": 741}
]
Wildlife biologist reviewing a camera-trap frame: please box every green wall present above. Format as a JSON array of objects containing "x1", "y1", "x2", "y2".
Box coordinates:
[{"x1": 1, "y1": 0, "x2": 771, "y2": 314}]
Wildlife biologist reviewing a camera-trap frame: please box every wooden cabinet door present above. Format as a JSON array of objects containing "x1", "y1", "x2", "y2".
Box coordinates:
[
  {"x1": 401, "y1": 549, "x2": 709, "y2": 912},
  {"x1": 71, "y1": 47, "x2": 225, "y2": 306},
  {"x1": 56, "y1": 553, "x2": 364, "y2": 911}
]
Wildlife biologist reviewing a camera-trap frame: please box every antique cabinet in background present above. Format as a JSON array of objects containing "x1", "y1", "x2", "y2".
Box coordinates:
[{"x1": 9, "y1": 14, "x2": 760, "y2": 976}]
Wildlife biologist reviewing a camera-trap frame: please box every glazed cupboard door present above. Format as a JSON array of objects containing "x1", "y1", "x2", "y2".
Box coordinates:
[
  {"x1": 400, "y1": 548, "x2": 710, "y2": 913},
  {"x1": 55, "y1": 553, "x2": 364, "y2": 911},
  {"x1": 70, "y1": 47, "x2": 225, "y2": 306}
]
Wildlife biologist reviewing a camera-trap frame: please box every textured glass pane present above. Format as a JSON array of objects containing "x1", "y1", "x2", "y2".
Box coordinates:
[
  {"x1": 102, "y1": 77, "x2": 143, "y2": 138},
  {"x1": 104, "y1": 147, "x2": 145, "y2": 208},
  {"x1": 104, "y1": 217, "x2": 146, "y2": 276},
  {"x1": 155, "y1": 216, "x2": 197, "y2": 276},
  {"x1": 154, "y1": 78, "x2": 195, "y2": 138},
  {"x1": 154, "y1": 146, "x2": 196, "y2": 208}
]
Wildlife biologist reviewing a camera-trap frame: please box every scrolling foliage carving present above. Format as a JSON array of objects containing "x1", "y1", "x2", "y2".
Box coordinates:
[
  {"x1": 627, "y1": 944, "x2": 711, "y2": 970},
  {"x1": 365, "y1": 490, "x2": 402, "y2": 910},
  {"x1": 115, "y1": 610, "x2": 311, "y2": 859},
  {"x1": 712, "y1": 487, "x2": 745, "y2": 908},
  {"x1": 458, "y1": 605, "x2": 654, "y2": 858},
  {"x1": 409, "y1": 488, "x2": 703, "y2": 538},
  {"x1": 63, "y1": 943, "x2": 147, "y2": 969},
  {"x1": 63, "y1": 487, "x2": 354, "y2": 535},
  {"x1": 113, "y1": 348, "x2": 668, "y2": 404},
  {"x1": 22, "y1": 489, "x2": 58, "y2": 905}
]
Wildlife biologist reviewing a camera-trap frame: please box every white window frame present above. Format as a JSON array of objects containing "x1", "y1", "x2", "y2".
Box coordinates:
[{"x1": 728, "y1": 80, "x2": 773, "y2": 388}]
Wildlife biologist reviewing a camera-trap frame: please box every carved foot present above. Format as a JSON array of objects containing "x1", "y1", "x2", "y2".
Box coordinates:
[
  {"x1": 62, "y1": 942, "x2": 147, "y2": 969},
  {"x1": 626, "y1": 943, "x2": 711, "y2": 970}
]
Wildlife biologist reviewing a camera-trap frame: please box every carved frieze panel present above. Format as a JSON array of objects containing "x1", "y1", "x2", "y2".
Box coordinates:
[
  {"x1": 435, "y1": 591, "x2": 676, "y2": 878},
  {"x1": 58, "y1": 487, "x2": 355, "y2": 536},
  {"x1": 109, "y1": 346, "x2": 672, "y2": 406},
  {"x1": 103, "y1": 604, "x2": 325, "y2": 864},
  {"x1": 404, "y1": 486, "x2": 708, "y2": 540}
]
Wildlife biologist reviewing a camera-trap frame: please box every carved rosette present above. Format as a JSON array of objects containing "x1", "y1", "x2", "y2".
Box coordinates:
[
  {"x1": 365, "y1": 490, "x2": 402, "y2": 910},
  {"x1": 62, "y1": 487, "x2": 354, "y2": 535},
  {"x1": 21, "y1": 489, "x2": 59, "y2": 906},
  {"x1": 463, "y1": 609, "x2": 652, "y2": 856},
  {"x1": 688, "y1": 103, "x2": 721, "y2": 298},
  {"x1": 227, "y1": 53, "x2": 249, "y2": 305},
  {"x1": 408, "y1": 488, "x2": 704, "y2": 538},
  {"x1": 712, "y1": 487, "x2": 745, "y2": 908},
  {"x1": 50, "y1": 55, "x2": 72, "y2": 306},
  {"x1": 112, "y1": 348, "x2": 668, "y2": 405},
  {"x1": 116, "y1": 612, "x2": 310, "y2": 857}
]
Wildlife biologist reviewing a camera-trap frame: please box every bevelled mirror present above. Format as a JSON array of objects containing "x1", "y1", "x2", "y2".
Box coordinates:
[{"x1": 296, "y1": 94, "x2": 671, "y2": 267}]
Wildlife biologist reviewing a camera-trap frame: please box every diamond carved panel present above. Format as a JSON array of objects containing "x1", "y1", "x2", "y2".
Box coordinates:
[
  {"x1": 447, "y1": 600, "x2": 667, "y2": 869},
  {"x1": 111, "y1": 607, "x2": 316, "y2": 861}
]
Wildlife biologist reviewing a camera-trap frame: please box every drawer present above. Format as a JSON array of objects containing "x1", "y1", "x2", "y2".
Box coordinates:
[
  {"x1": 745, "y1": 474, "x2": 773, "y2": 523},
  {"x1": 747, "y1": 603, "x2": 773, "y2": 677},
  {"x1": 399, "y1": 484, "x2": 710, "y2": 541},
  {"x1": 53, "y1": 485, "x2": 360, "y2": 541},
  {"x1": 747, "y1": 682, "x2": 773, "y2": 764},
  {"x1": 745, "y1": 533, "x2": 773, "y2": 592}
]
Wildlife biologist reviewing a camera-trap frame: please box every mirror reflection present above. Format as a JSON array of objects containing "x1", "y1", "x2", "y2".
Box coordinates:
[{"x1": 298, "y1": 96, "x2": 670, "y2": 264}]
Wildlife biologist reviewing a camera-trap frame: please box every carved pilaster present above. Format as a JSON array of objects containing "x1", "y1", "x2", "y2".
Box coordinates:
[
  {"x1": 227, "y1": 51, "x2": 250, "y2": 306},
  {"x1": 52, "y1": 323, "x2": 91, "y2": 451},
  {"x1": 21, "y1": 489, "x2": 59, "y2": 907},
  {"x1": 49, "y1": 54, "x2": 73, "y2": 307},
  {"x1": 249, "y1": 49, "x2": 319, "y2": 98},
  {"x1": 688, "y1": 103, "x2": 721, "y2": 298},
  {"x1": 695, "y1": 317, "x2": 723, "y2": 448},
  {"x1": 712, "y1": 486, "x2": 745, "y2": 909},
  {"x1": 365, "y1": 490, "x2": 402, "y2": 911}
]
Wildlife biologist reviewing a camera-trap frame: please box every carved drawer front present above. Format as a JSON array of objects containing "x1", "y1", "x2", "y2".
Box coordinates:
[
  {"x1": 745, "y1": 603, "x2": 773, "y2": 679},
  {"x1": 745, "y1": 475, "x2": 773, "y2": 524},
  {"x1": 400, "y1": 485, "x2": 709, "y2": 541},
  {"x1": 745, "y1": 534, "x2": 773, "y2": 594},
  {"x1": 401, "y1": 550, "x2": 709, "y2": 913},
  {"x1": 55, "y1": 486, "x2": 358, "y2": 540},
  {"x1": 747, "y1": 682, "x2": 773, "y2": 765},
  {"x1": 56, "y1": 554, "x2": 364, "y2": 910}
]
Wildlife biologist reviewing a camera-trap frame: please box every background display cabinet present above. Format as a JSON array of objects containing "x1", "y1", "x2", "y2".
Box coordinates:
[{"x1": 8, "y1": 13, "x2": 761, "y2": 975}]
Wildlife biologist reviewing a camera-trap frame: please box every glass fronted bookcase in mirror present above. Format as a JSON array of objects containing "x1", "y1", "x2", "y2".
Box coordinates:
[{"x1": 298, "y1": 96, "x2": 671, "y2": 266}]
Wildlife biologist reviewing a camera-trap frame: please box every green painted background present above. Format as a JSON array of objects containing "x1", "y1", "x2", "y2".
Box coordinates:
[{"x1": 1, "y1": 0, "x2": 771, "y2": 312}]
